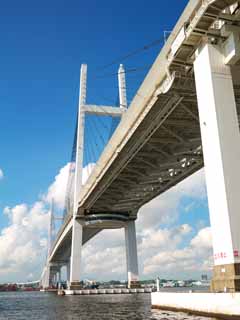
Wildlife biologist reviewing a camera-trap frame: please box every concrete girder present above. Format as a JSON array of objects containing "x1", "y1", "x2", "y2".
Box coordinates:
[
  {"x1": 119, "y1": 172, "x2": 142, "y2": 179},
  {"x1": 161, "y1": 125, "x2": 188, "y2": 144},
  {"x1": 165, "y1": 119, "x2": 198, "y2": 127},
  {"x1": 147, "y1": 143, "x2": 171, "y2": 157},
  {"x1": 105, "y1": 185, "x2": 128, "y2": 193},
  {"x1": 103, "y1": 190, "x2": 124, "y2": 197},
  {"x1": 180, "y1": 102, "x2": 199, "y2": 122},
  {"x1": 96, "y1": 198, "x2": 120, "y2": 205},
  {"x1": 124, "y1": 167, "x2": 147, "y2": 177},
  {"x1": 149, "y1": 137, "x2": 179, "y2": 144},
  {"x1": 134, "y1": 158, "x2": 159, "y2": 170},
  {"x1": 116, "y1": 176, "x2": 139, "y2": 185},
  {"x1": 129, "y1": 163, "x2": 152, "y2": 170},
  {"x1": 137, "y1": 151, "x2": 165, "y2": 159},
  {"x1": 117, "y1": 198, "x2": 143, "y2": 204}
]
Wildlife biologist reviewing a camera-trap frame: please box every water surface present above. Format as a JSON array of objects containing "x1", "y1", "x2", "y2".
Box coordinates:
[{"x1": 0, "y1": 292, "x2": 218, "y2": 320}]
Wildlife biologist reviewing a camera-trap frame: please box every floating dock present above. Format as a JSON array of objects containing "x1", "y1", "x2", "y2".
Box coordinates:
[
  {"x1": 151, "y1": 292, "x2": 240, "y2": 319},
  {"x1": 62, "y1": 288, "x2": 152, "y2": 295}
]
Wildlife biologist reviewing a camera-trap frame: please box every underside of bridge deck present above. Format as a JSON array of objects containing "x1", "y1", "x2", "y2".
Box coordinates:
[
  {"x1": 78, "y1": 0, "x2": 240, "y2": 220},
  {"x1": 81, "y1": 73, "x2": 240, "y2": 217}
]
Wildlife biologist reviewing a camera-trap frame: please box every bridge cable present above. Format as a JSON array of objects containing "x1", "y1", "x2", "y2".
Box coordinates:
[
  {"x1": 97, "y1": 36, "x2": 164, "y2": 71},
  {"x1": 94, "y1": 66, "x2": 151, "y2": 80},
  {"x1": 63, "y1": 112, "x2": 78, "y2": 219},
  {"x1": 86, "y1": 119, "x2": 99, "y2": 163}
]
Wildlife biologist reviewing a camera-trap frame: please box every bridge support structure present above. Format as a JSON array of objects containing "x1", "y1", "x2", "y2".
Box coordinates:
[
  {"x1": 194, "y1": 42, "x2": 240, "y2": 292},
  {"x1": 40, "y1": 265, "x2": 50, "y2": 289},
  {"x1": 69, "y1": 220, "x2": 83, "y2": 289},
  {"x1": 125, "y1": 220, "x2": 139, "y2": 288},
  {"x1": 66, "y1": 260, "x2": 70, "y2": 285},
  {"x1": 68, "y1": 63, "x2": 127, "y2": 289}
]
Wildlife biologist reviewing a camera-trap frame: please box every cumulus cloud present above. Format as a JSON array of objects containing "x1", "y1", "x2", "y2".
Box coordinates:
[
  {"x1": 45, "y1": 162, "x2": 95, "y2": 209},
  {"x1": 0, "y1": 162, "x2": 97, "y2": 282},
  {"x1": 142, "y1": 227, "x2": 213, "y2": 278},
  {"x1": 81, "y1": 224, "x2": 212, "y2": 281},
  {"x1": 0, "y1": 164, "x2": 211, "y2": 282},
  {"x1": 0, "y1": 168, "x2": 4, "y2": 180},
  {"x1": 45, "y1": 163, "x2": 71, "y2": 209},
  {"x1": 0, "y1": 164, "x2": 70, "y2": 282},
  {"x1": 81, "y1": 169, "x2": 211, "y2": 281},
  {"x1": 0, "y1": 202, "x2": 49, "y2": 282},
  {"x1": 137, "y1": 168, "x2": 207, "y2": 231},
  {"x1": 190, "y1": 226, "x2": 212, "y2": 249}
]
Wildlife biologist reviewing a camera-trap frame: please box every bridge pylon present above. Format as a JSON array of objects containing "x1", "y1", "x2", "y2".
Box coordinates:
[{"x1": 68, "y1": 63, "x2": 130, "y2": 290}]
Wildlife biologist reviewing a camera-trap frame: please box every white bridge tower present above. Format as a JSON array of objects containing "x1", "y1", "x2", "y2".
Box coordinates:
[{"x1": 69, "y1": 63, "x2": 139, "y2": 290}]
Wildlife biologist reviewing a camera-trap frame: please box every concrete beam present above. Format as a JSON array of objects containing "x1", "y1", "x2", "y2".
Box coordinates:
[{"x1": 83, "y1": 105, "x2": 124, "y2": 117}]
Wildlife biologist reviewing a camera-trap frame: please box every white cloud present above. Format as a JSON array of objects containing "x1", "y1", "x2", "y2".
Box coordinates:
[
  {"x1": 81, "y1": 224, "x2": 212, "y2": 281},
  {"x1": 80, "y1": 169, "x2": 210, "y2": 281},
  {"x1": 142, "y1": 227, "x2": 213, "y2": 278},
  {"x1": 137, "y1": 168, "x2": 207, "y2": 232},
  {"x1": 191, "y1": 226, "x2": 212, "y2": 249},
  {"x1": 0, "y1": 202, "x2": 49, "y2": 282},
  {"x1": 139, "y1": 224, "x2": 192, "y2": 252},
  {"x1": 44, "y1": 162, "x2": 95, "y2": 209},
  {"x1": 0, "y1": 162, "x2": 97, "y2": 282},
  {"x1": 0, "y1": 164, "x2": 211, "y2": 282},
  {"x1": 45, "y1": 163, "x2": 70, "y2": 209},
  {"x1": 0, "y1": 168, "x2": 4, "y2": 180}
]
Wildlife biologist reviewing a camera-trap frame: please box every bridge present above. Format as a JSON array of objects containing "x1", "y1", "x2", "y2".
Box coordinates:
[{"x1": 40, "y1": 0, "x2": 240, "y2": 293}]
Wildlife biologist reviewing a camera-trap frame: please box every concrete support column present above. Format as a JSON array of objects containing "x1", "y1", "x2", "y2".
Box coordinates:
[
  {"x1": 53, "y1": 273, "x2": 56, "y2": 286},
  {"x1": 194, "y1": 43, "x2": 240, "y2": 292},
  {"x1": 125, "y1": 220, "x2": 139, "y2": 288},
  {"x1": 69, "y1": 219, "x2": 83, "y2": 289},
  {"x1": 58, "y1": 267, "x2": 62, "y2": 284},
  {"x1": 66, "y1": 260, "x2": 70, "y2": 283},
  {"x1": 42, "y1": 265, "x2": 50, "y2": 289}
]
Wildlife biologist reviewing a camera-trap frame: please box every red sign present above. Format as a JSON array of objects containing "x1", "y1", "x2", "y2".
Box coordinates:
[
  {"x1": 234, "y1": 250, "x2": 239, "y2": 257},
  {"x1": 214, "y1": 252, "x2": 227, "y2": 260}
]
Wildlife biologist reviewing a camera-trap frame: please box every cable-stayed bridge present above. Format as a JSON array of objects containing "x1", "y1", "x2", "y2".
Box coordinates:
[{"x1": 41, "y1": 0, "x2": 240, "y2": 293}]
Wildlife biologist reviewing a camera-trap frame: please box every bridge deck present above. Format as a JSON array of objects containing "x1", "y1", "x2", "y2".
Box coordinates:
[
  {"x1": 79, "y1": 0, "x2": 239, "y2": 217},
  {"x1": 49, "y1": 0, "x2": 240, "y2": 264}
]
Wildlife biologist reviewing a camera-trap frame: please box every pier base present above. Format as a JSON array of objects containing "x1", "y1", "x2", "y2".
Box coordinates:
[
  {"x1": 211, "y1": 263, "x2": 240, "y2": 292},
  {"x1": 128, "y1": 280, "x2": 141, "y2": 289},
  {"x1": 151, "y1": 292, "x2": 240, "y2": 319},
  {"x1": 69, "y1": 282, "x2": 82, "y2": 290}
]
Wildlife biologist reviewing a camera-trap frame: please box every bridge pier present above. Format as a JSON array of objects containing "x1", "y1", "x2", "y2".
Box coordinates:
[
  {"x1": 58, "y1": 267, "x2": 62, "y2": 287},
  {"x1": 125, "y1": 220, "x2": 139, "y2": 288},
  {"x1": 194, "y1": 43, "x2": 240, "y2": 292},
  {"x1": 41, "y1": 265, "x2": 50, "y2": 289},
  {"x1": 66, "y1": 260, "x2": 70, "y2": 284},
  {"x1": 69, "y1": 219, "x2": 83, "y2": 290}
]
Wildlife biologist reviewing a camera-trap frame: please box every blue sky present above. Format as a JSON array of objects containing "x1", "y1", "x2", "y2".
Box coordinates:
[
  {"x1": 0, "y1": 0, "x2": 213, "y2": 282},
  {"x1": 0, "y1": 0, "x2": 188, "y2": 225}
]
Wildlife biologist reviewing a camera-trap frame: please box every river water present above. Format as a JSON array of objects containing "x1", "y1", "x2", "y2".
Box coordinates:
[{"x1": 0, "y1": 292, "x2": 218, "y2": 320}]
